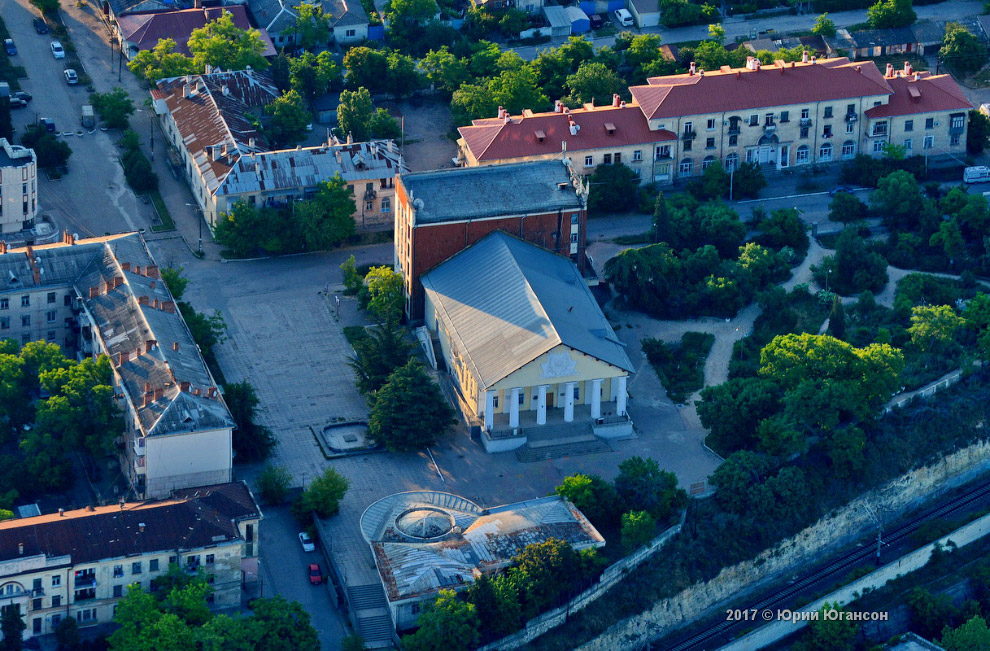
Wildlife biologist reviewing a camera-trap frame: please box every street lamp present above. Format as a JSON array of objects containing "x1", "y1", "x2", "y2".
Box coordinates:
[{"x1": 825, "y1": 267, "x2": 831, "y2": 293}]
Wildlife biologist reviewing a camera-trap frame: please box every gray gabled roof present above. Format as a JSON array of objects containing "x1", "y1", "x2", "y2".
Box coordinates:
[{"x1": 421, "y1": 232, "x2": 632, "y2": 391}]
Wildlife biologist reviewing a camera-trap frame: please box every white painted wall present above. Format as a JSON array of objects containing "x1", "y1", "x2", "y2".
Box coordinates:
[{"x1": 144, "y1": 428, "x2": 232, "y2": 497}]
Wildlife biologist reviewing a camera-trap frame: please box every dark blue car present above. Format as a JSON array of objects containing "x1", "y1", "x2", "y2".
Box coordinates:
[{"x1": 3, "y1": 39, "x2": 15, "y2": 56}]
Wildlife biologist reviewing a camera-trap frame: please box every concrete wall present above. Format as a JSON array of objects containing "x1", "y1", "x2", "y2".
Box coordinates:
[
  {"x1": 144, "y1": 428, "x2": 232, "y2": 498},
  {"x1": 721, "y1": 510, "x2": 990, "y2": 651},
  {"x1": 575, "y1": 438, "x2": 990, "y2": 650}
]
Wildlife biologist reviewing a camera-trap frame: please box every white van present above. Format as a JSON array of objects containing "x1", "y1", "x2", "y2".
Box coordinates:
[
  {"x1": 964, "y1": 166, "x2": 990, "y2": 184},
  {"x1": 614, "y1": 8, "x2": 634, "y2": 26}
]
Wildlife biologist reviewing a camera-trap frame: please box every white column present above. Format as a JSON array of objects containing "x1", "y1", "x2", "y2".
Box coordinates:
[
  {"x1": 509, "y1": 388, "x2": 521, "y2": 428},
  {"x1": 590, "y1": 379, "x2": 602, "y2": 420},
  {"x1": 484, "y1": 390, "x2": 495, "y2": 431},
  {"x1": 536, "y1": 385, "x2": 548, "y2": 425},
  {"x1": 615, "y1": 376, "x2": 627, "y2": 416},
  {"x1": 564, "y1": 381, "x2": 576, "y2": 422}
]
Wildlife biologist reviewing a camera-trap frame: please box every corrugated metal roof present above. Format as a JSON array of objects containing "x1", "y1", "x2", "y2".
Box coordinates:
[
  {"x1": 421, "y1": 232, "x2": 633, "y2": 390},
  {"x1": 542, "y1": 5, "x2": 569, "y2": 28}
]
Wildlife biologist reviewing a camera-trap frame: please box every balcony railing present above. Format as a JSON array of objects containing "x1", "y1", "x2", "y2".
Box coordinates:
[
  {"x1": 800, "y1": 117, "x2": 812, "y2": 126},
  {"x1": 870, "y1": 129, "x2": 888, "y2": 137},
  {"x1": 763, "y1": 123, "x2": 776, "y2": 134},
  {"x1": 74, "y1": 574, "x2": 96, "y2": 587},
  {"x1": 74, "y1": 588, "x2": 96, "y2": 602},
  {"x1": 727, "y1": 126, "x2": 740, "y2": 135},
  {"x1": 845, "y1": 113, "x2": 858, "y2": 122},
  {"x1": 681, "y1": 130, "x2": 696, "y2": 140}
]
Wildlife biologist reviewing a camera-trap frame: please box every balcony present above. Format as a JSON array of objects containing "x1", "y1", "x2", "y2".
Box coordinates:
[
  {"x1": 727, "y1": 125, "x2": 740, "y2": 135},
  {"x1": 763, "y1": 123, "x2": 777, "y2": 134},
  {"x1": 845, "y1": 113, "x2": 858, "y2": 123},
  {"x1": 949, "y1": 124, "x2": 965, "y2": 135},
  {"x1": 363, "y1": 189, "x2": 377, "y2": 200},
  {"x1": 800, "y1": 117, "x2": 812, "y2": 127},
  {"x1": 74, "y1": 574, "x2": 96, "y2": 588},
  {"x1": 681, "y1": 130, "x2": 696, "y2": 140},
  {"x1": 133, "y1": 438, "x2": 146, "y2": 457},
  {"x1": 74, "y1": 588, "x2": 96, "y2": 602},
  {"x1": 869, "y1": 129, "x2": 888, "y2": 138}
]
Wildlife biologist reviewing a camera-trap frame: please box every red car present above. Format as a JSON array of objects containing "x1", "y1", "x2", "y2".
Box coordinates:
[{"x1": 308, "y1": 563, "x2": 322, "y2": 585}]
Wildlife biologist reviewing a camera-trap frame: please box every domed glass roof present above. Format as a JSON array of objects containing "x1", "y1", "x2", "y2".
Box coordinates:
[{"x1": 395, "y1": 507, "x2": 454, "y2": 539}]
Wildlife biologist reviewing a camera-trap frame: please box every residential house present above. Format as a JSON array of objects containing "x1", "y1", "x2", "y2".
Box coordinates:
[
  {"x1": 457, "y1": 97, "x2": 677, "y2": 184},
  {"x1": 743, "y1": 34, "x2": 826, "y2": 56},
  {"x1": 0, "y1": 482, "x2": 260, "y2": 640},
  {"x1": 394, "y1": 159, "x2": 588, "y2": 320},
  {"x1": 0, "y1": 232, "x2": 235, "y2": 499},
  {"x1": 153, "y1": 69, "x2": 403, "y2": 232},
  {"x1": 421, "y1": 232, "x2": 634, "y2": 446},
  {"x1": 542, "y1": 6, "x2": 571, "y2": 37},
  {"x1": 628, "y1": 0, "x2": 660, "y2": 28},
  {"x1": 360, "y1": 491, "x2": 604, "y2": 630},
  {"x1": 0, "y1": 139, "x2": 38, "y2": 235},
  {"x1": 115, "y1": 6, "x2": 277, "y2": 61},
  {"x1": 242, "y1": 0, "x2": 369, "y2": 48}
]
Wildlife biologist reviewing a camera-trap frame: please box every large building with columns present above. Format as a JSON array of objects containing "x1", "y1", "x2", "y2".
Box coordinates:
[{"x1": 421, "y1": 232, "x2": 633, "y2": 449}]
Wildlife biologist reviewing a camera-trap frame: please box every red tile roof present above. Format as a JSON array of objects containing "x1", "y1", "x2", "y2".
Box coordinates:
[
  {"x1": 864, "y1": 71, "x2": 972, "y2": 118},
  {"x1": 118, "y1": 6, "x2": 276, "y2": 57},
  {"x1": 630, "y1": 58, "x2": 893, "y2": 120},
  {"x1": 459, "y1": 103, "x2": 676, "y2": 162}
]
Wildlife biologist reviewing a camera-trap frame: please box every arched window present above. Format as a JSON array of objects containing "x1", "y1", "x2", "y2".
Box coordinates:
[
  {"x1": 796, "y1": 145, "x2": 809, "y2": 164},
  {"x1": 679, "y1": 158, "x2": 693, "y2": 175},
  {"x1": 702, "y1": 155, "x2": 716, "y2": 170},
  {"x1": 819, "y1": 142, "x2": 833, "y2": 162},
  {"x1": 724, "y1": 153, "x2": 739, "y2": 171},
  {"x1": 841, "y1": 140, "x2": 856, "y2": 159}
]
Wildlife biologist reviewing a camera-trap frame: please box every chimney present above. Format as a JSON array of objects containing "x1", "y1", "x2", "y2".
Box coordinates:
[
  {"x1": 138, "y1": 523, "x2": 145, "y2": 533},
  {"x1": 89, "y1": 287, "x2": 98, "y2": 299},
  {"x1": 620, "y1": 101, "x2": 626, "y2": 108},
  {"x1": 162, "y1": 301, "x2": 176, "y2": 313},
  {"x1": 138, "y1": 295, "x2": 149, "y2": 306},
  {"x1": 554, "y1": 100, "x2": 562, "y2": 113},
  {"x1": 135, "y1": 265, "x2": 143, "y2": 276},
  {"x1": 193, "y1": 388, "x2": 201, "y2": 396},
  {"x1": 18, "y1": 543, "x2": 23, "y2": 555},
  {"x1": 194, "y1": 0, "x2": 201, "y2": 7},
  {"x1": 145, "y1": 340, "x2": 157, "y2": 353},
  {"x1": 857, "y1": 66, "x2": 862, "y2": 74},
  {"x1": 172, "y1": 341, "x2": 179, "y2": 351},
  {"x1": 779, "y1": 64, "x2": 784, "y2": 75},
  {"x1": 143, "y1": 391, "x2": 154, "y2": 407},
  {"x1": 145, "y1": 381, "x2": 152, "y2": 393},
  {"x1": 811, "y1": 56, "x2": 817, "y2": 64},
  {"x1": 208, "y1": 386, "x2": 218, "y2": 398},
  {"x1": 249, "y1": 137, "x2": 256, "y2": 149},
  {"x1": 914, "y1": 72, "x2": 920, "y2": 81},
  {"x1": 180, "y1": 381, "x2": 190, "y2": 392},
  {"x1": 150, "y1": 280, "x2": 156, "y2": 290},
  {"x1": 0, "y1": 242, "x2": 6, "y2": 255},
  {"x1": 503, "y1": 113, "x2": 511, "y2": 125},
  {"x1": 802, "y1": 50, "x2": 808, "y2": 63},
  {"x1": 497, "y1": 106, "x2": 505, "y2": 119},
  {"x1": 121, "y1": 261, "x2": 130, "y2": 271},
  {"x1": 689, "y1": 61, "x2": 696, "y2": 75},
  {"x1": 755, "y1": 61, "x2": 760, "y2": 71},
  {"x1": 117, "y1": 351, "x2": 129, "y2": 366},
  {"x1": 183, "y1": 84, "x2": 192, "y2": 99},
  {"x1": 736, "y1": 70, "x2": 741, "y2": 79},
  {"x1": 568, "y1": 120, "x2": 579, "y2": 136},
  {"x1": 222, "y1": 85, "x2": 230, "y2": 97},
  {"x1": 146, "y1": 265, "x2": 159, "y2": 279},
  {"x1": 86, "y1": 505, "x2": 94, "y2": 512},
  {"x1": 612, "y1": 93, "x2": 620, "y2": 108},
  {"x1": 59, "y1": 508, "x2": 64, "y2": 517},
  {"x1": 152, "y1": 298, "x2": 160, "y2": 309},
  {"x1": 154, "y1": 387, "x2": 164, "y2": 402},
  {"x1": 886, "y1": 63, "x2": 894, "y2": 77}
]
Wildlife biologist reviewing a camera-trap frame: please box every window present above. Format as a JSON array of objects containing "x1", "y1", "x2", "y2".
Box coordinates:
[
  {"x1": 800, "y1": 127, "x2": 809, "y2": 139},
  {"x1": 571, "y1": 213, "x2": 579, "y2": 224},
  {"x1": 32, "y1": 579, "x2": 41, "y2": 592},
  {"x1": 780, "y1": 111, "x2": 789, "y2": 123},
  {"x1": 679, "y1": 159, "x2": 693, "y2": 174},
  {"x1": 765, "y1": 113, "x2": 775, "y2": 126},
  {"x1": 904, "y1": 138, "x2": 913, "y2": 151},
  {"x1": 683, "y1": 140, "x2": 692, "y2": 151},
  {"x1": 951, "y1": 114, "x2": 965, "y2": 129},
  {"x1": 706, "y1": 137, "x2": 715, "y2": 149},
  {"x1": 132, "y1": 562, "x2": 142, "y2": 575},
  {"x1": 32, "y1": 619, "x2": 41, "y2": 635},
  {"x1": 801, "y1": 108, "x2": 810, "y2": 120},
  {"x1": 823, "y1": 125, "x2": 832, "y2": 138},
  {"x1": 846, "y1": 122, "x2": 855, "y2": 134},
  {"x1": 0, "y1": 318, "x2": 8, "y2": 330},
  {"x1": 702, "y1": 156, "x2": 716, "y2": 169},
  {"x1": 925, "y1": 117, "x2": 935, "y2": 129},
  {"x1": 725, "y1": 153, "x2": 739, "y2": 171},
  {"x1": 345, "y1": 29, "x2": 356, "y2": 37},
  {"x1": 31, "y1": 599, "x2": 41, "y2": 611},
  {"x1": 205, "y1": 554, "x2": 215, "y2": 565},
  {"x1": 951, "y1": 134, "x2": 960, "y2": 146},
  {"x1": 46, "y1": 310, "x2": 55, "y2": 323},
  {"x1": 633, "y1": 150, "x2": 642, "y2": 162},
  {"x1": 603, "y1": 153, "x2": 612, "y2": 164},
  {"x1": 683, "y1": 121, "x2": 693, "y2": 134},
  {"x1": 20, "y1": 296, "x2": 29, "y2": 307},
  {"x1": 149, "y1": 559, "x2": 159, "y2": 572},
  {"x1": 381, "y1": 197, "x2": 390, "y2": 213},
  {"x1": 113, "y1": 565, "x2": 123, "y2": 578},
  {"x1": 923, "y1": 135, "x2": 934, "y2": 149},
  {"x1": 728, "y1": 135, "x2": 738, "y2": 146},
  {"x1": 819, "y1": 142, "x2": 832, "y2": 161},
  {"x1": 841, "y1": 141, "x2": 856, "y2": 158},
  {"x1": 52, "y1": 596, "x2": 61, "y2": 607},
  {"x1": 824, "y1": 106, "x2": 833, "y2": 119},
  {"x1": 21, "y1": 315, "x2": 29, "y2": 327},
  {"x1": 52, "y1": 576, "x2": 61, "y2": 587},
  {"x1": 904, "y1": 119, "x2": 914, "y2": 132},
  {"x1": 47, "y1": 292, "x2": 56, "y2": 304},
  {"x1": 873, "y1": 139, "x2": 886, "y2": 153},
  {"x1": 78, "y1": 608, "x2": 96, "y2": 623},
  {"x1": 113, "y1": 585, "x2": 123, "y2": 598},
  {"x1": 573, "y1": 386, "x2": 580, "y2": 399},
  {"x1": 656, "y1": 145, "x2": 671, "y2": 159},
  {"x1": 584, "y1": 155, "x2": 593, "y2": 167},
  {"x1": 614, "y1": 152, "x2": 622, "y2": 164},
  {"x1": 749, "y1": 114, "x2": 758, "y2": 126},
  {"x1": 846, "y1": 103, "x2": 855, "y2": 114},
  {"x1": 0, "y1": 299, "x2": 7, "y2": 310},
  {"x1": 872, "y1": 120, "x2": 887, "y2": 137},
  {"x1": 706, "y1": 118, "x2": 716, "y2": 130},
  {"x1": 186, "y1": 556, "x2": 200, "y2": 569},
  {"x1": 364, "y1": 200, "x2": 374, "y2": 212}
]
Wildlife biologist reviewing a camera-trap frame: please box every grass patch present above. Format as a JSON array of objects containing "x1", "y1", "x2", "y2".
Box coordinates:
[
  {"x1": 343, "y1": 325, "x2": 369, "y2": 348},
  {"x1": 148, "y1": 191, "x2": 175, "y2": 232},
  {"x1": 643, "y1": 332, "x2": 715, "y2": 403},
  {"x1": 613, "y1": 231, "x2": 655, "y2": 245}
]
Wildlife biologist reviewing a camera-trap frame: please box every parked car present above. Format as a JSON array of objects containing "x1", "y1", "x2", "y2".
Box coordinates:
[
  {"x1": 828, "y1": 185, "x2": 854, "y2": 196},
  {"x1": 40, "y1": 118, "x2": 56, "y2": 134},
  {"x1": 3, "y1": 39, "x2": 15, "y2": 56},
  {"x1": 13, "y1": 91, "x2": 32, "y2": 103},
  {"x1": 7, "y1": 97, "x2": 27, "y2": 109},
  {"x1": 307, "y1": 563, "x2": 322, "y2": 585},
  {"x1": 589, "y1": 14, "x2": 604, "y2": 29},
  {"x1": 63, "y1": 69, "x2": 78, "y2": 85},
  {"x1": 33, "y1": 18, "x2": 49, "y2": 34},
  {"x1": 50, "y1": 41, "x2": 64, "y2": 59},
  {"x1": 298, "y1": 532, "x2": 315, "y2": 552},
  {"x1": 614, "y1": 8, "x2": 634, "y2": 26}
]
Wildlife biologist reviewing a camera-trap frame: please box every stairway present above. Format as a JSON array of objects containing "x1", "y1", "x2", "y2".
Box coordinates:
[
  {"x1": 514, "y1": 421, "x2": 612, "y2": 462},
  {"x1": 347, "y1": 584, "x2": 394, "y2": 647}
]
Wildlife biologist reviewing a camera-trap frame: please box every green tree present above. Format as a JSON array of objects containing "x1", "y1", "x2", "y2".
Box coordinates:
[
  {"x1": 691, "y1": 161, "x2": 730, "y2": 200},
  {"x1": 565, "y1": 62, "x2": 624, "y2": 106},
  {"x1": 698, "y1": 377, "x2": 782, "y2": 453},
  {"x1": 127, "y1": 38, "x2": 197, "y2": 82},
  {"x1": 401, "y1": 589, "x2": 480, "y2": 651},
  {"x1": 188, "y1": 12, "x2": 268, "y2": 71},
  {"x1": 342, "y1": 634, "x2": 369, "y2": 651},
  {"x1": 296, "y1": 176, "x2": 356, "y2": 251},
  {"x1": 54, "y1": 615, "x2": 80, "y2": 648},
  {"x1": 337, "y1": 87, "x2": 375, "y2": 142},
  {"x1": 732, "y1": 161, "x2": 767, "y2": 199},
  {"x1": 0, "y1": 604, "x2": 25, "y2": 651},
  {"x1": 249, "y1": 596, "x2": 320, "y2": 651},
  {"x1": 587, "y1": 163, "x2": 639, "y2": 214},
  {"x1": 930, "y1": 218, "x2": 965, "y2": 265},
  {"x1": 215, "y1": 201, "x2": 267, "y2": 257},
  {"x1": 829, "y1": 191, "x2": 869, "y2": 223},
  {"x1": 421, "y1": 47, "x2": 470, "y2": 95},
  {"x1": 814, "y1": 229, "x2": 888, "y2": 295},
  {"x1": 908, "y1": 587, "x2": 959, "y2": 639},
  {"x1": 30, "y1": 0, "x2": 58, "y2": 13},
  {"x1": 812, "y1": 13, "x2": 836, "y2": 37},
  {"x1": 621, "y1": 510, "x2": 656, "y2": 550},
  {"x1": 286, "y1": 3, "x2": 331, "y2": 50},
  {"x1": 465, "y1": 574, "x2": 522, "y2": 639},
  {"x1": 340, "y1": 255, "x2": 363, "y2": 295},
  {"x1": 255, "y1": 464, "x2": 293, "y2": 505},
  {"x1": 941, "y1": 615, "x2": 990, "y2": 650},
  {"x1": 222, "y1": 381, "x2": 275, "y2": 462},
  {"x1": 509, "y1": 539, "x2": 593, "y2": 617},
  {"x1": 343, "y1": 47, "x2": 389, "y2": 92},
  {"x1": 968, "y1": 110, "x2": 990, "y2": 155},
  {"x1": 828, "y1": 296, "x2": 846, "y2": 340},
  {"x1": 868, "y1": 0, "x2": 916, "y2": 28},
  {"x1": 89, "y1": 87, "x2": 135, "y2": 130},
  {"x1": 288, "y1": 51, "x2": 339, "y2": 103},
  {"x1": 872, "y1": 169, "x2": 923, "y2": 229},
  {"x1": 21, "y1": 125, "x2": 71, "y2": 169},
  {"x1": 554, "y1": 473, "x2": 625, "y2": 531},
  {"x1": 294, "y1": 466, "x2": 349, "y2": 518},
  {"x1": 161, "y1": 266, "x2": 189, "y2": 301},
  {"x1": 613, "y1": 456, "x2": 687, "y2": 521},
  {"x1": 942, "y1": 23, "x2": 987, "y2": 76},
  {"x1": 369, "y1": 360, "x2": 455, "y2": 451},
  {"x1": 348, "y1": 318, "x2": 412, "y2": 395},
  {"x1": 487, "y1": 65, "x2": 548, "y2": 117},
  {"x1": 709, "y1": 450, "x2": 771, "y2": 513},
  {"x1": 369, "y1": 108, "x2": 401, "y2": 139},
  {"x1": 793, "y1": 602, "x2": 859, "y2": 651},
  {"x1": 364, "y1": 266, "x2": 404, "y2": 323},
  {"x1": 265, "y1": 90, "x2": 310, "y2": 149},
  {"x1": 386, "y1": 51, "x2": 424, "y2": 100},
  {"x1": 909, "y1": 304, "x2": 964, "y2": 352}
]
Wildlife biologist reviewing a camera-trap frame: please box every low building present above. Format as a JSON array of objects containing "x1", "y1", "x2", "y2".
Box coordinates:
[
  {"x1": 359, "y1": 491, "x2": 604, "y2": 631},
  {"x1": 0, "y1": 233, "x2": 235, "y2": 498},
  {"x1": 421, "y1": 232, "x2": 633, "y2": 446},
  {"x1": 153, "y1": 70, "x2": 403, "y2": 232},
  {"x1": 565, "y1": 5, "x2": 590, "y2": 33},
  {"x1": 115, "y1": 6, "x2": 277, "y2": 61},
  {"x1": 457, "y1": 98, "x2": 677, "y2": 184},
  {"x1": 542, "y1": 6, "x2": 571, "y2": 37},
  {"x1": 325, "y1": 0, "x2": 370, "y2": 43},
  {"x1": 395, "y1": 159, "x2": 588, "y2": 320},
  {"x1": 245, "y1": 0, "x2": 369, "y2": 48},
  {"x1": 0, "y1": 139, "x2": 38, "y2": 235},
  {"x1": 0, "y1": 482, "x2": 261, "y2": 640},
  {"x1": 628, "y1": 0, "x2": 660, "y2": 28}
]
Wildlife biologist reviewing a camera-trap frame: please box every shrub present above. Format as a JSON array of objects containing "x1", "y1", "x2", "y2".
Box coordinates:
[{"x1": 255, "y1": 464, "x2": 292, "y2": 505}]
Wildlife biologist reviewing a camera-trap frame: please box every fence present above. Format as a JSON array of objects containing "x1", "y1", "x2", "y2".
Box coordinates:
[
  {"x1": 885, "y1": 369, "x2": 965, "y2": 413},
  {"x1": 476, "y1": 519, "x2": 683, "y2": 651}
]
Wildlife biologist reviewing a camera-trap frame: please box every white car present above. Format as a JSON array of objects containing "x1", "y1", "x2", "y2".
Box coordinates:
[
  {"x1": 298, "y1": 531, "x2": 315, "y2": 552},
  {"x1": 63, "y1": 69, "x2": 78, "y2": 85},
  {"x1": 614, "y1": 8, "x2": 634, "y2": 26},
  {"x1": 50, "y1": 40, "x2": 65, "y2": 59}
]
